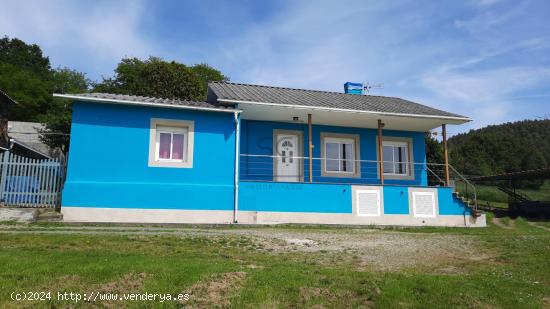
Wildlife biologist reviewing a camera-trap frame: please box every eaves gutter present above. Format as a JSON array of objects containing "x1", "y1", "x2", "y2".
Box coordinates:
[
  {"x1": 216, "y1": 98, "x2": 471, "y2": 122},
  {"x1": 54, "y1": 94, "x2": 242, "y2": 114}
]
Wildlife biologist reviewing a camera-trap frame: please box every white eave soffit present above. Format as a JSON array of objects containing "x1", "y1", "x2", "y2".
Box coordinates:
[
  {"x1": 217, "y1": 98, "x2": 471, "y2": 123},
  {"x1": 220, "y1": 99, "x2": 470, "y2": 131}
]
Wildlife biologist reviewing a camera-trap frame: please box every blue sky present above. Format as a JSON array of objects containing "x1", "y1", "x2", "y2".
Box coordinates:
[{"x1": 1, "y1": 0, "x2": 549, "y2": 135}]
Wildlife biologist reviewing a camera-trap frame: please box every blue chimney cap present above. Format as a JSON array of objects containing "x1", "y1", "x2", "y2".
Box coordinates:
[{"x1": 344, "y1": 82, "x2": 363, "y2": 95}]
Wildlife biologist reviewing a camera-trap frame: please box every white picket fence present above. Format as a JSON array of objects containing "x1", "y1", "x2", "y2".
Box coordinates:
[{"x1": 0, "y1": 151, "x2": 66, "y2": 208}]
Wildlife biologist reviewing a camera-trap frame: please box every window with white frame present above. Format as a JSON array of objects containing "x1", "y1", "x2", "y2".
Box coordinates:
[
  {"x1": 382, "y1": 140, "x2": 410, "y2": 176},
  {"x1": 156, "y1": 126, "x2": 188, "y2": 162},
  {"x1": 148, "y1": 119, "x2": 194, "y2": 168},
  {"x1": 322, "y1": 136, "x2": 357, "y2": 175}
]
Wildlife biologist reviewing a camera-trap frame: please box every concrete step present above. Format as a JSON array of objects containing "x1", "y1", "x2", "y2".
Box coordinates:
[
  {"x1": 37, "y1": 209, "x2": 63, "y2": 222},
  {"x1": 0, "y1": 208, "x2": 38, "y2": 223}
]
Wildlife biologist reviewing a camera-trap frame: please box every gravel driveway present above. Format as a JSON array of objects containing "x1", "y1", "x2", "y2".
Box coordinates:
[{"x1": 0, "y1": 224, "x2": 492, "y2": 271}]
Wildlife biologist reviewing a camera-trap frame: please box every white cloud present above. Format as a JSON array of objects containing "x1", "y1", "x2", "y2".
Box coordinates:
[
  {"x1": 421, "y1": 67, "x2": 550, "y2": 103},
  {"x1": 454, "y1": 9, "x2": 516, "y2": 34},
  {"x1": 417, "y1": 66, "x2": 550, "y2": 131},
  {"x1": 216, "y1": 0, "x2": 439, "y2": 92},
  {"x1": 0, "y1": 0, "x2": 153, "y2": 78},
  {"x1": 472, "y1": 0, "x2": 505, "y2": 7},
  {"x1": 210, "y1": 0, "x2": 550, "y2": 134}
]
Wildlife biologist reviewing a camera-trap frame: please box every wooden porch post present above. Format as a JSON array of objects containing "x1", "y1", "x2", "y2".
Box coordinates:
[
  {"x1": 442, "y1": 124, "x2": 450, "y2": 186},
  {"x1": 308, "y1": 114, "x2": 313, "y2": 182},
  {"x1": 377, "y1": 119, "x2": 385, "y2": 184}
]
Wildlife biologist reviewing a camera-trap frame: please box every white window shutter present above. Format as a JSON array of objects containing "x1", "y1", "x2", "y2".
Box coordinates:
[
  {"x1": 356, "y1": 190, "x2": 380, "y2": 216},
  {"x1": 413, "y1": 192, "x2": 436, "y2": 218}
]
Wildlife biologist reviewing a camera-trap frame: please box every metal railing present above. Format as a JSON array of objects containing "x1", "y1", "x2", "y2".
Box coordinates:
[
  {"x1": 239, "y1": 154, "x2": 478, "y2": 213},
  {"x1": 241, "y1": 154, "x2": 443, "y2": 184},
  {"x1": 449, "y1": 164, "x2": 478, "y2": 214}
]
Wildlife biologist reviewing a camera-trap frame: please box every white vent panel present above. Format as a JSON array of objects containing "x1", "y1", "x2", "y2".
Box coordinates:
[
  {"x1": 412, "y1": 192, "x2": 436, "y2": 218},
  {"x1": 356, "y1": 190, "x2": 380, "y2": 216}
]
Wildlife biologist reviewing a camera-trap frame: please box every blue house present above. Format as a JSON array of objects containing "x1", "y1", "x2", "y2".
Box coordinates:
[{"x1": 55, "y1": 82, "x2": 486, "y2": 227}]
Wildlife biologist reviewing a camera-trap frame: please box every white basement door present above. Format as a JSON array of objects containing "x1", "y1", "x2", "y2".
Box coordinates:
[{"x1": 412, "y1": 191, "x2": 436, "y2": 218}]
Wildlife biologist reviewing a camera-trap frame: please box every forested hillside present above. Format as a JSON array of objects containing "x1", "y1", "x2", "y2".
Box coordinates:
[{"x1": 448, "y1": 119, "x2": 550, "y2": 179}]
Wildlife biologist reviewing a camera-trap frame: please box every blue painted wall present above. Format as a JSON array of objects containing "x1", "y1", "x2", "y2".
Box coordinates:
[
  {"x1": 62, "y1": 103, "x2": 468, "y2": 217},
  {"x1": 240, "y1": 120, "x2": 306, "y2": 182},
  {"x1": 62, "y1": 101, "x2": 236, "y2": 210},
  {"x1": 239, "y1": 182, "x2": 352, "y2": 213},
  {"x1": 239, "y1": 182, "x2": 470, "y2": 215},
  {"x1": 383, "y1": 186, "x2": 409, "y2": 214},
  {"x1": 438, "y1": 187, "x2": 471, "y2": 215},
  {"x1": 381, "y1": 187, "x2": 470, "y2": 215},
  {"x1": 240, "y1": 120, "x2": 427, "y2": 185}
]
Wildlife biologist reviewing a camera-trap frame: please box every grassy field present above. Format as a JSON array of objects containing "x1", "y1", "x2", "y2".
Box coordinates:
[{"x1": 0, "y1": 217, "x2": 549, "y2": 308}]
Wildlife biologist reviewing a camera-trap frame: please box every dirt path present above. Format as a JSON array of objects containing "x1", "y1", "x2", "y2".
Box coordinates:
[
  {"x1": 527, "y1": 221, "x2": 550, "y2": 232},
  {"x1": 491, "y1": 217, "x2": 514, "y2": 229},
  {"x1": 184, "y1": 272, "x2": 247, "y2": 308}
]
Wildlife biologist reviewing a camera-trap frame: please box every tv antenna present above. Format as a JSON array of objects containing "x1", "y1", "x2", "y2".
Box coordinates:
[{"x1": 363, "y1": 82, "x2": 383, "y2": 93}]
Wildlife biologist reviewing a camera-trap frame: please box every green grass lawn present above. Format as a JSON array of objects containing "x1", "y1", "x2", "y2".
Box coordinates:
[{"x1": 0, "y1": 219, "x2": 549, "y2": 308}]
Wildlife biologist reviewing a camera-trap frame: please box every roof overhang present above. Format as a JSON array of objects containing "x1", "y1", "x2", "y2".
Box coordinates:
[
  {"x1": 9, "y1": 138, "x2": 52, "y2": 159},
  {"x1": 218, "y1": 99, "x2": 470, "y2": 131},
  {"x1": 54, "y1": 94, "x2": 242, "y2": 114},
  {"x1": 0, "y1": 89, "x2": 18, "y2": 106}
]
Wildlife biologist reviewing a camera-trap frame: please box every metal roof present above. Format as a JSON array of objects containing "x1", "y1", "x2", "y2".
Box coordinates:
[
  {"x1": 208, "y1": 82, "x2": 469, "y2": 120},
  {"x1": 8, "y1": 121, "x2": 52, "y2": 158},
  {"x1": 53, "y1": 93, "x2": 239, "y2": 113}
]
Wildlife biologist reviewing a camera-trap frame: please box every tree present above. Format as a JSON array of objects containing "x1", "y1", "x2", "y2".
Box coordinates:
[
  {"x1": 39, "y1": 67, "x2": 90, "y2": 152},
  {"x1": 425, "y1": 132, "x2": 443, "y2": 164},
  {"x1": 190, "y1": 63, "x2": 228, "y2": 97},
  {"x1": 93, "y1": 57, "x2": 227, "y2": 100},
  {"x1": 425, "y1": 132, "x2": 445, "y2": 185},
  {"x1": 52, "y1": 67, "x2": 89, "y2": 94},
  {"x1": 0, "y1": 37, "x2": 53, "y2": 121},
  {"x1": 0, "y1": 37, "x2": 51, "y2": 78},
  {"x1": 520, "y1": 150, "x2": 546, "y2": 189},
  {"x1": 448, "y1": 119, "x2": 550, "y2": 189}
]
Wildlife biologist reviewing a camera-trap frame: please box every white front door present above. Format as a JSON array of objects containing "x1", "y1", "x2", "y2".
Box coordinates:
[{"x1": 275, "y1": 133, "x2": 300, "y2": 182}]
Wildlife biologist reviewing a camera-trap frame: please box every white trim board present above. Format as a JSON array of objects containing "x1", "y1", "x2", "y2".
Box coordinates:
[{"x1": 61, "y1": 207, "x2": 486, "y2": 227}]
